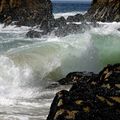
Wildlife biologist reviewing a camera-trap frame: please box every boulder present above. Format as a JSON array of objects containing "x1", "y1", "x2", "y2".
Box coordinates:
[
  {"x1": 0, "y1": 0, "x2": 53, "y2": 26},
  {"x1": 84, "y1": 0, "x2": 120, "y2": 22},
  {"x1": 47, "y1": 64, "x2": 120, "y2": 120},
  {"x1": 67, "y1": 14, "x2": 85, "y2": 22},
  {"x1": 54, "y1": 16, "x2": 66, "y2": 28}
]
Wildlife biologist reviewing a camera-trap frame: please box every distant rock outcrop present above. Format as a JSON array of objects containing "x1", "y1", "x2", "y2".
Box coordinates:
[
  {"x1": 0, "y1": 0, "x2": 53, "y2": 26},
  {"x1": 85, "y1": 0, "x2": 120, "y2": 22}
]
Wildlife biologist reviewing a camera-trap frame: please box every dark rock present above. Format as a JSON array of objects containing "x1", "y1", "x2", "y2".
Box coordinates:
[
  {"x1": 47, "y1": 63, "x2": 120, "y2": 120},
  {"x1": 0, "y1": 0, "x2": 53, "y2": 26},
  {"x1": 67, "y1": 14, "x2": 84, "y2": 22},
  {"x1": 26, "y1": 17, "x2": 56, "y2": 38},
  {"x1": 40, "y1": 18, "x2": 55, "y2": 33},
  {"x1": 58, "y1": 72, "x2": 98, "y2": 85},
  {"x1": 54, "y1": 16, "x2": 67, "y2": 28},
  {"x1": 54, "y1": 23, "x2": 82, "y2": 37},
  {"x1": 84, "y1": 0, "x2": 120, "y2": 22},
  {"x1": 3, "y1": 16, "x2": 12, "y2": 27},
  {"x1": 26, "y1": 30, "x2": 45, "y2": 38},
  {"x1": 54, "y1": 22, "x2": 91, "y2": 37},
  {"x1": 26, "y1": 21, "x2": 95, "y2": 38}
]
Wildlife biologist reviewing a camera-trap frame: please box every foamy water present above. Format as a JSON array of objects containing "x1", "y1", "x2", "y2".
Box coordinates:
[
  {"x1": 0, "y1": 12, "x2": 120, "y2": 119},
  {"x1": 54, "y1": 11, "x2": 86, "y2": 19}
]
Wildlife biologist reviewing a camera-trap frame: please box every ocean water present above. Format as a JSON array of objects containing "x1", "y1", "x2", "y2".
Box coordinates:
[
  {"x1": 0, "y1": 1, "x2": 120, "y2": 120},
  {"x1": 52, "y1": 1, "x2": 91, "y2": 13}
]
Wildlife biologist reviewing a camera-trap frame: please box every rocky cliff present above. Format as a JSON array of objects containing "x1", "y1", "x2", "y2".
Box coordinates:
[
  {"x1": 0, "y1": 0, "x2": 53, "y2": 26},
  {"x1": 85, "y1": 0, "x2": 120, "y2": 22}
]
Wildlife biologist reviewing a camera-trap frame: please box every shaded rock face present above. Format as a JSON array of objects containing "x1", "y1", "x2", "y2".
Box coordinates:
[
  {"x1": 47, "y1": 64, "x2": 120, "y2": 120},
  {"x1": 0, "y1": 0, "x2": 53, "y2": 26},
  {"x1": 85, "y1": 0, "x2": 120, "y2": 22}
]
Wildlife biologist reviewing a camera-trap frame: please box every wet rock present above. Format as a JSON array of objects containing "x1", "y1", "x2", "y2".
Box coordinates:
[
  {"x1": 118, "y1": 28, "x2": 120, "y2": 31},
  {"x1": 54, "y1": 22, "x2": 91, "y2": 37},
  {"x1": 47, "y1": 63, "x2": 120, "y2": 120},
  {"x1": 3, "y1": 16, "x2": 12, "y2": 27},
  {"x1": 58, "y1": 72, "x2": 98, "y2": 85},
  {"x1": 40, "y1": 18, "x2": 55, "y2": 33},
  {"x1": 26, "y1": 30, "x2": 45, "y2": 38},
  {"x1": 67, "y1": 14, "x2": 85, "y2": 22},
  {"x1": 0, "y1": 0, "x2": 53, "y2": 26},
  {"x1": 54, "y1": 16, "x2": 67, "y2": 28},
  {"x1": 54, "y1": 23, "x2": 82, "y2": 37},
  {"x1": 84, "y1": 0, "x2": 120, "y2": 22}
]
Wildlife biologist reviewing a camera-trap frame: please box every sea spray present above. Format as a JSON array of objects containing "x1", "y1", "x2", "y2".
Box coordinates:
[
  {"x1": 0, "y1": 21, "x2": 120, "y2": 119},
  {"x1": 0, "y1": 55, "x2": 35, "y2": 98}
]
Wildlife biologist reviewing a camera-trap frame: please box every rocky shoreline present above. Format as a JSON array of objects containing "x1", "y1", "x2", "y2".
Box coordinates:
[
  {"x1": 0, "y1": 0, "x2": 119, "y2": 38},
  {"x1": 47, "y1": 64, "x2": 120, "y2": 120},
  {"x1": 0, "y1": 1, "x2": 120, "y2": 120}
]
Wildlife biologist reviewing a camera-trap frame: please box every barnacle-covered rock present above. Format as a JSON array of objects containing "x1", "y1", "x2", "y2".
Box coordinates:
[{"x1": 47, "y1": 64, "x2": 120, "y2": 120}]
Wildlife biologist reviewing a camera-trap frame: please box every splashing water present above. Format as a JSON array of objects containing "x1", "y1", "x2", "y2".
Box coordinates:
[{"x1": 0, "y1": 20, "x2": 120, "y2": 119}]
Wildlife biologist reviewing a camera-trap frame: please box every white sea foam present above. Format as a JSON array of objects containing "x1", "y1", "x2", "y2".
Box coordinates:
[
  {"x1": 54, "y1": 11, "x2": 86, "y2": 19},
  {"x1": 93, "y1": 22, "x2": 120, "y2": 35},
  {"x1": 0, "y1": 24, "x2": 30, "y2": 34},
  {"x1": 0, "y1": 55, "x2": 36, "y2": 99}
]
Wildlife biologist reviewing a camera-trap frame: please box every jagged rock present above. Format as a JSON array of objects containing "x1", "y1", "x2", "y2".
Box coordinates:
[
  {"x1": 40, "y1": 18, "x2": 55, "y2": 33},
  {"x1": 84, "y1": 0, "x2": 120, "y2": 22},
  {"x1": 54, "y1": 16, "x2": 66, "y2": 28},
  {"x1": 58, "y1": 72, "x2": 98, "y2": 85},
  {"x1": 54, "y1": 23, "x2": 82, "y2": 37},
  {"x1": 54, "y1": 22, "x2": 91, "y2": 37},
  {"x1": 0, "y1": 0, "x2": 53, "y2": 26},
  {"x1": 47, "y1": 64, "x2": 120, "y2": 120},
  {"x1": 67, "y1": 14, "x2": 85, "y2": 22},
  {"x1": 26, "y1": 21, "x2": 96, "y2": 38}
]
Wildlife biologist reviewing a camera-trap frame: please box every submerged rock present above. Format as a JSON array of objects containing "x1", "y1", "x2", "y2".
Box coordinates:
[
  {"x1": 0, "y1": 0, "x2": 53, "y2": 26},
  {"x1": 85, "y1": 0, "x2": 120, "y2": 22},
  {"x1": 47, "y1": 64, "x2": 120, "y2": 120}
]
